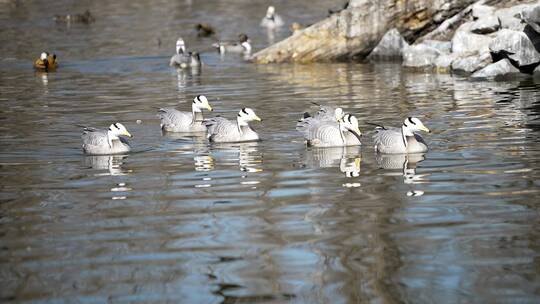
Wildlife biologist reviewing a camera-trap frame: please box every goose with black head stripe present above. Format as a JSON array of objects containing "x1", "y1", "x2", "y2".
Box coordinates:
[
  {"x1": 297, "y1": 112, "x2": 362, "y2": 147},
  {"x1": 170, "y1": 38, "x2": 201, "y2": 68},
  {"x1": 372, "y1": 117, "x2": 430, "y2": 154},
  {"x1": 203, "y1": 108, "x2": 262, "y2": 143},
  {"x1": 158, "y1": 95, "x2": 213, "y2": 133},
  {"x1": 81, "y1": 123, "x2": 133, "y2": 155}
]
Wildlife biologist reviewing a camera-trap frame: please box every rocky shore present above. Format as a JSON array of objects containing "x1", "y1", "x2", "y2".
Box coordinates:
[{"x1": 252, "y1": 0, "x2": 540, "y2": 80}]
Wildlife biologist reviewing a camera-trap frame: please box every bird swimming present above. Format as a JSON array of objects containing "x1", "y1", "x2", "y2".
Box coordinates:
[
  {"x1": 372, "y1": 117, "x2": 430, "y2": 154},
  {"x1": 54, "y1": 10, "x2": 95, "y2": 24},
  {"x1": 170, "y1": 38, "x2": 201, "y2": 68},
  {"x1": 204, "y1": 108, "x2": 262, "y2": 143},
  {"x1": 297, "y1": 108, "x2": 362, "y2": 147},
  {"x1": 260, "y1": 6, "x2": 284, "y2": 29},
  {"x1": 81, "y1": 123, "x2": 133, "y2": 155},
  {"x1": 34, "y1": 52, "x2": 58, "y2": 72},
  {"x1": 157, "y1": 95, "x2": 213, "y2": 133},
  {"x1": 196, "y1": 23, "x2": 215, "y2": 37},
  {"x1": 212, "y1": 33, "x2": 251, "y2": 54}
]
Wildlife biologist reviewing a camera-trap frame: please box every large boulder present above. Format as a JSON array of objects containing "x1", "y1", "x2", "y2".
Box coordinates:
[
  {"x1": 489, "y1": 29, "x2": 540, "y2": 71},
  {"x1": 435, "y1": 53, "x2": 458, "y2": 72},
  {"x1": 422, "y1": 39, "x2": 452, "y2": 53},
  {"x1": 402, "y1": 44, "x2": 440, "y2": 68},
  {"x1": 472, "y1": 4, "x2": 495, "y2": 20},
  {"x1": 452, "y1": 22, "x2": 493, "y2": 56},
  {"x1": 471, "y1": 58, "x2": 522, "y2": 79},
  {"x1": 495, "y1": 4, "x2": 531, "y2": 31},
  {"x1": 471, "y1": 15, "x2": 500, "y2": 34},
  {"x1": 451, "y1": 52, "x2": 492, "y2": 73},
  {"x1": 367, "y1": 28, "x2": 409, "y2": 61},
  {"x1": 520, "y1": 5, "x2": 540, "y2": 34}
]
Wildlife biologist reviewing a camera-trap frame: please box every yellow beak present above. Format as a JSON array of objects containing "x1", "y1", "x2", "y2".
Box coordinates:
[
  {"x1": 124, "y1": 131, "x2": 133, "y2": 138},
  {"x1": 254, "y1": 115, "x2": 262, "y2": 122},
  {"x1": 354, "y1": 127, "x2": 362, "y2": 136},
  {"x1": 206, "y1": 104, "x2": 213, "y2": 111},
  {"x1": 420, "y1": 126, "x2": 430, "y2": 133}
]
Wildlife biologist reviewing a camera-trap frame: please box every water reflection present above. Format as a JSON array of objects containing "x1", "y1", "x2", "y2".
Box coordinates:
[
  {"x1": 83, "y1": 155, "x2": 131, "y2": 176},
  {"x1": 305, "y1": 146, "x2": 362, "y2": 178},
  {"x1": 376, "y1": 153, "x2": 427, "y2": 195},
  {"x1": 174, "y1": 66, "x2": 201, "y2": 94}
]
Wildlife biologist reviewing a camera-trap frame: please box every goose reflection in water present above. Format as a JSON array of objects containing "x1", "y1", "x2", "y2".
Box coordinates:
[
  {"x1": 375, "y1": 153, "x2": 427, "y2": 195},
  {"x1": 192, "y1": 142, "x2": 263, "y2": 187},
  {"x1": 305, "y1": 146, "x2": 362, "y2": 179},
  {"x1": 174, "y1": 65, "x2": 201, "y2": 94},
  {"x1": 83, "y1": 155, "x2": 132, "y2": 200},
  {"x1": 83, "y1": 155, "x2": 131, "y2": 176}
]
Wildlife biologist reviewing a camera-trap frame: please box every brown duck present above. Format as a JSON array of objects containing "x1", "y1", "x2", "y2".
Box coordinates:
[{"x1": 34, "y1": 52, "x2": 58, "y2": 72}]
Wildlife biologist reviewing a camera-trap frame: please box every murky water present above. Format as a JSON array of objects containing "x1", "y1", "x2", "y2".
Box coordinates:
[{"x1": 2, "y1": 1, "x2": 540, "y2": 303}]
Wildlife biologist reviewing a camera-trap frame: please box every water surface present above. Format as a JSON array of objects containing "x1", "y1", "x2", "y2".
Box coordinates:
[{"x1": 1, "y1": 1, "x2": 540, "y2": 303}]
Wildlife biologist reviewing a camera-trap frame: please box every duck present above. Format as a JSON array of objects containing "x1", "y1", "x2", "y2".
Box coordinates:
[
  {"x1": 54, "y1": 10, "x2": 95, "y2": 24},
  {"x1": 212, "y1": 33, "x2": 251, "y2": 54},
  {"x1": 372, "y1": 117, "x2": 430, "y2": 154},
  {"x1": 170, "y1": 38, "x2": 202, "y2": 68},
  {"x1": 203, "y1": 108, "x2": 262, "y2": 143},
  {"x1": 196, "y1": 23, "x2": 215, "y2": 37},
  {"x1": 297, "y1": 110, "x2": 362, "y2": 147},
  {"x1": 157, "y1": 95, "x2": 213, "y2": 133},
  {"x1": 81, "y1": 123, "x2": 133, "y2": 155},
  {"x1": 34, "y1": 52, "x2": 58, "y2": 72},
  {"x1": 260, "y1": 6, "x2": 284, "y2": 29}
]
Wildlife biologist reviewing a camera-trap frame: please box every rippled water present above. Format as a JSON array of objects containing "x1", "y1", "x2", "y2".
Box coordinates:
[{"x1": 2, "y1": 1, "x2": 540, "y2": 303}]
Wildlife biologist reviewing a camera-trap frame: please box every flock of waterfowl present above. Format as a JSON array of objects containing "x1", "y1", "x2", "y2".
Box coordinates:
[{"x1": 33, "y1": 6, "x2": 431, "y2": 157}]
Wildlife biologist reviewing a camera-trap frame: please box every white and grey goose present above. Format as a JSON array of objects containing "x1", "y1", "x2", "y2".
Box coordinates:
[
  {"x1": 212, "y1": 34, "x2": 251, "y2": 54},
  {"x1": 170, "y1": 38, "x2": 201, "y2": 68},
  {"x1": 372, "y1": 117, "x2": 430, "y2": 154},
  {"x1": 158, "y1": 95, "x2": 213, "y2": 132},
  {"x1": 297, "y1": 112, "x2": 362, "y2": 147},
  {"x1": 82, "y1": 123, "x2": 133, "y2": 155},
  {"x1": 203, "y1": 108, "x2": 262, "y2": 143},
  {"x1": 260, "y1": 6, "x2": 284, "y2": 29}
]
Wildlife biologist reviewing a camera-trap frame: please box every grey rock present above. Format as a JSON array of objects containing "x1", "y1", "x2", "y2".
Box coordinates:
[
  {"x1": 422, "y1": 39, "x2": 451, "y2": 53},
  {"x1": 471, "y1": 58, "x2": 522, "y2": 79},
  {"x1": 402, "y1": 44, "x2": 440, "y2": 68},
  {"x1": 451, "y1": 52, "x2": 492, "y2": 73},
  {"x1": 367, "y1": 28, "x2": 409, "y2": 61},
  {"x1": 452, "y1": 22, "x2": 493, "y2": 56},
  {"x1": 472, "y1": 4, "x2": 495, "y2": 20},
  {"x1": 520, "y1": 5, "x2": 540, "y2": 34},
  {"x1": 495, "y1": 4, "x2": 531, "y2": 31},
  {"x1": 435, "y1": 53, "x2": 457, "y2": 72},
  {"x1": 471, "y1": 15, "x2": 500, "y2": 34},
  {"x1": 489, "y1": 29, "x2": 540, "y2": 68}
]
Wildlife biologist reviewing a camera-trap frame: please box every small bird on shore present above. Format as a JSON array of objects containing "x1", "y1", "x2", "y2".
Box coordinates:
[
  {"x1": 260, "y1": 6, "x2": 284, "y2": 29},
  {"x1": 34, "y1": 52, "x2": 58, "y2": 72},
  {"x1": 157, "y1": 95, "x2": 214, "y2": 133},
  {"x1": 204, "y1": 108, "x2": 262, "y2": 143},
  {"x1": 81, "y1": 123, "x2": 133, "y2": 155},
  {"x1": 196, "y1": 23, "x2": 215, "y2": 37},
  {"x1": 372, "y1": 117, "x2": 430, "y2": 154},
  {"x1": 212, "y1": 33, "x2": 251, "y2": 54}
]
